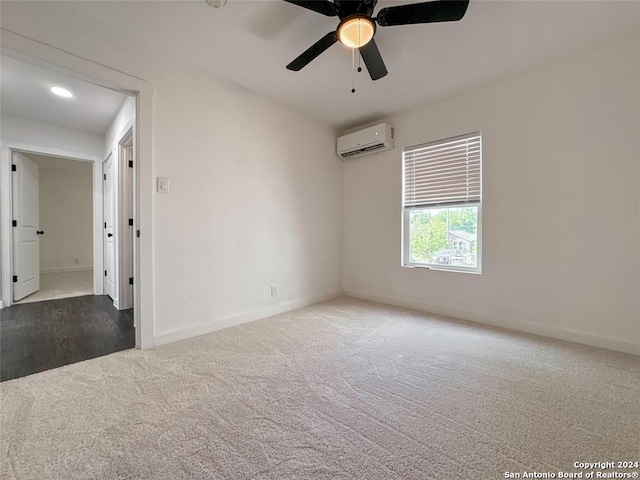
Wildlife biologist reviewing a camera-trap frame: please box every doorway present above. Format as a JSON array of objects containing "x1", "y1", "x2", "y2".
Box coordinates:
[
  {"x1": 102, "y1": 126, "x2": 135, "y2": 311},
  {"x1": 118, "y1": 129, "x2": 135, "y2": 311},
  {"x1": 0, "y1": 53, "x2": 139, "y2": 380},
  {"x1": 1, "y1": 28, "x2": 154, "y2": 350},
  {"x1": 12, "y1": 152, "x2": 94, "y2": 304}
]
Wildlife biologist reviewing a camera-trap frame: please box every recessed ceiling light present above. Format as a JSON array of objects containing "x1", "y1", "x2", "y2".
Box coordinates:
[{"x1": 50, "y1": 86, "x2": 73, "y2": 98}]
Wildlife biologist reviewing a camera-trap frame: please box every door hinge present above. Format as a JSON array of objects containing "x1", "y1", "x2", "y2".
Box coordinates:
[
  {"x1": 13, "y1": 275, "x2": 17, "y2": 283},
  {"x1": 11, "y1": 165, "x2": 16, "y2": 172},
  {"x1": 12, "y1": 220, "x2": 17, "y2": 227},
  {"x1": 104, "y1": 270, "x2": 107, "y2": 277},
  {"x1": 104, "y1": 222, "x2": 107, "y2": 229},
  {"x1": 136, "y1": 230, "x2": 140, "y2": 238},
  {"x1": 128, "y1": 218, "x2": 134, "y2": 226},
  {"x1": 129, "y1": 277, "x2": 134, "y2": 285},
  {"x1": 128, "y1": 160, "x2": 133, "y2": 168},
  {"x1": 103, "y1": 173, "x2": 107, "y2": 180}
]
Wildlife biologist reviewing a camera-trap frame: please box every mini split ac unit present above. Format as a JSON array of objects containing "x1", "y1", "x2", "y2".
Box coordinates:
[{"x1": 337, "y1": 123, "x2": 394, "y2": 160}]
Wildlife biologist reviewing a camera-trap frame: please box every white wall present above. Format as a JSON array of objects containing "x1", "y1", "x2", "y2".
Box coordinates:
[
  {"x1": 0, "y1": 3, "x2": 343, "y2": 339},
  {"x1": 35, "y1": 157, "x2": 93, "y2": 273},
  {"x1": 152, "y1": 65, "x2": 342, "y2": 341},
  {"x1": 343, "y1": 31, "x2": 640, "y2": 354},
  {"x1": 0, "y1": 116, "x2": 104, "y2": 157}
]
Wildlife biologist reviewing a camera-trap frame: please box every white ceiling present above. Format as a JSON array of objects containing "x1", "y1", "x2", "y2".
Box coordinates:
[
  {"x1": 1, "y1": 55, "x2": 129, "y2": 135},
  {"x1": 60, "y1": 0, "x2": 640, "y2": 130}
]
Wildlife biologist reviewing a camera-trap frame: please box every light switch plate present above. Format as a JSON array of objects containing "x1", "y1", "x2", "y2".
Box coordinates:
[{"x1": 157, "y1": 177, "x2": 169, "y2": 194}]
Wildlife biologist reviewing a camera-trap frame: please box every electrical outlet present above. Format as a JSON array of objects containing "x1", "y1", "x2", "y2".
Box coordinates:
[
  {"x1": 270, "y1": 285, "x2": 278, "y2": 298},
  {"x1": 74, "y1": 257, "x2": 81, "y2": 265}
]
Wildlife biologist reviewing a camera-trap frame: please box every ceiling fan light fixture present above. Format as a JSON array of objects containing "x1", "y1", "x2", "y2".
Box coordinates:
[{"x1": 337, "y1": 16, "x2": 375, "y2": 49}]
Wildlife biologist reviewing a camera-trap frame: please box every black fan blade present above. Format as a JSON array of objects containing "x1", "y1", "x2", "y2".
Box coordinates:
[
  {"x1": 359, "y1": 39, "x2": 388, "y2": 80},
  {"x1": 376, "y1": 0, "x2": 469, "y2": 27},
  {"x1": 282, "y1": 0, "x2": 338, "y2": 17},
  {"x1": 287, "y1": 32, "x2": 338, "y2": 71}
]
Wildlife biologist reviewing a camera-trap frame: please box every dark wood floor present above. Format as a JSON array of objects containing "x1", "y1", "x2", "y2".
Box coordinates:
[{"x1": 1, "y1": 295, "x2": 134, "y2": 382}]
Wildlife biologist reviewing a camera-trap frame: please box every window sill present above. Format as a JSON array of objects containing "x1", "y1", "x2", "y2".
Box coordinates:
[{"x1": 402, "y1": 263, "x2": 482, "y2": 275}]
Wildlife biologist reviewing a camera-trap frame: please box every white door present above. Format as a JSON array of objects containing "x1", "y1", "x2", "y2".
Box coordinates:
[
  {"x1": 12, "y1": 152, "x2": 40, "y2": 301},
  {"x1": 103, "y1": 154, "x2": 116, "y2": 300},
  {"x1": 119, "y1": 139, "x2": 134, "y2": 310}
]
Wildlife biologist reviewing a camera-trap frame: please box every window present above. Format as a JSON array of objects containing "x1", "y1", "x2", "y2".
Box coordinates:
[{"x1": 402, "y1": 132, "x2": 482, "y2": 273}]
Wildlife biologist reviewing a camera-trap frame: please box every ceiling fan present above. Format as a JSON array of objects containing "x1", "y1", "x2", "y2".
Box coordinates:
[{"x1": 284, "y1": 0, "x2": 470, "y2": 81}]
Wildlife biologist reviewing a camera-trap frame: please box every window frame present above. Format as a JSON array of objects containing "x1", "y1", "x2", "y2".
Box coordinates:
[{"x1": 401, "y1": 132, "x2": 483, "y2": 274}]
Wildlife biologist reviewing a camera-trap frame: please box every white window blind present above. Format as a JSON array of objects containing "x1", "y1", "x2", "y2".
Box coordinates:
[{"x1": 403, "y1": 132, "x2": 481, "y2": 208}]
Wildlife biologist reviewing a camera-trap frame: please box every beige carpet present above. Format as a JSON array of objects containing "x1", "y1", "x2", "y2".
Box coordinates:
[
  {"x1": 15, "y1": 270, "x2": 93, "y2": 304},
  {"x1": 1, "y1": 297, "x2": 638, "y2": 479}
]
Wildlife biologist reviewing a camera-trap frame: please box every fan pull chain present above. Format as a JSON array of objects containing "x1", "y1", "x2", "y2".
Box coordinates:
[
  {"x1": 357, "y1": 24, "x2": 362, "y2": 73},
  {"x1": 351, "y1": 48, "x2": 356, "y2": 93}
]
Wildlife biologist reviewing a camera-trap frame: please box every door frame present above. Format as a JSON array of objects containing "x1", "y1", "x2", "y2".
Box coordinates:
[
  {"x1": 1, "y1": 144, "x2": 104, "y2": 306},
  {"x1": 0, "y1": 28, "x2": 154, "y2": 349},
  {"x1": 117, "y1": 127, "x2": 135, "y2": 311}
]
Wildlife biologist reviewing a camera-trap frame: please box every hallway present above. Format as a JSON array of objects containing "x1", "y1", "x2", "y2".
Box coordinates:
[{"x1": 1, "y1": 295, "x2": 134, "y2": 382}]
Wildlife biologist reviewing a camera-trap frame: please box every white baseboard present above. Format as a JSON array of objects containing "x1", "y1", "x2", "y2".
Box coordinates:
[
  {"x1": 154, "y1": 290, "x2": 343, "y2": 347},
  {"x1": 40, "y1": 266, "x2": 93, "y2": 274},
  {"x1": 344, "y1": 289, "x2": 640, "y2": 356}
]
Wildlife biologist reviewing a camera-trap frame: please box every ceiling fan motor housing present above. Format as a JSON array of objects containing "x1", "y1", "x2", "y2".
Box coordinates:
[{"x1": 335, "y1": 0, "x2": 377, "y2": 19}]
